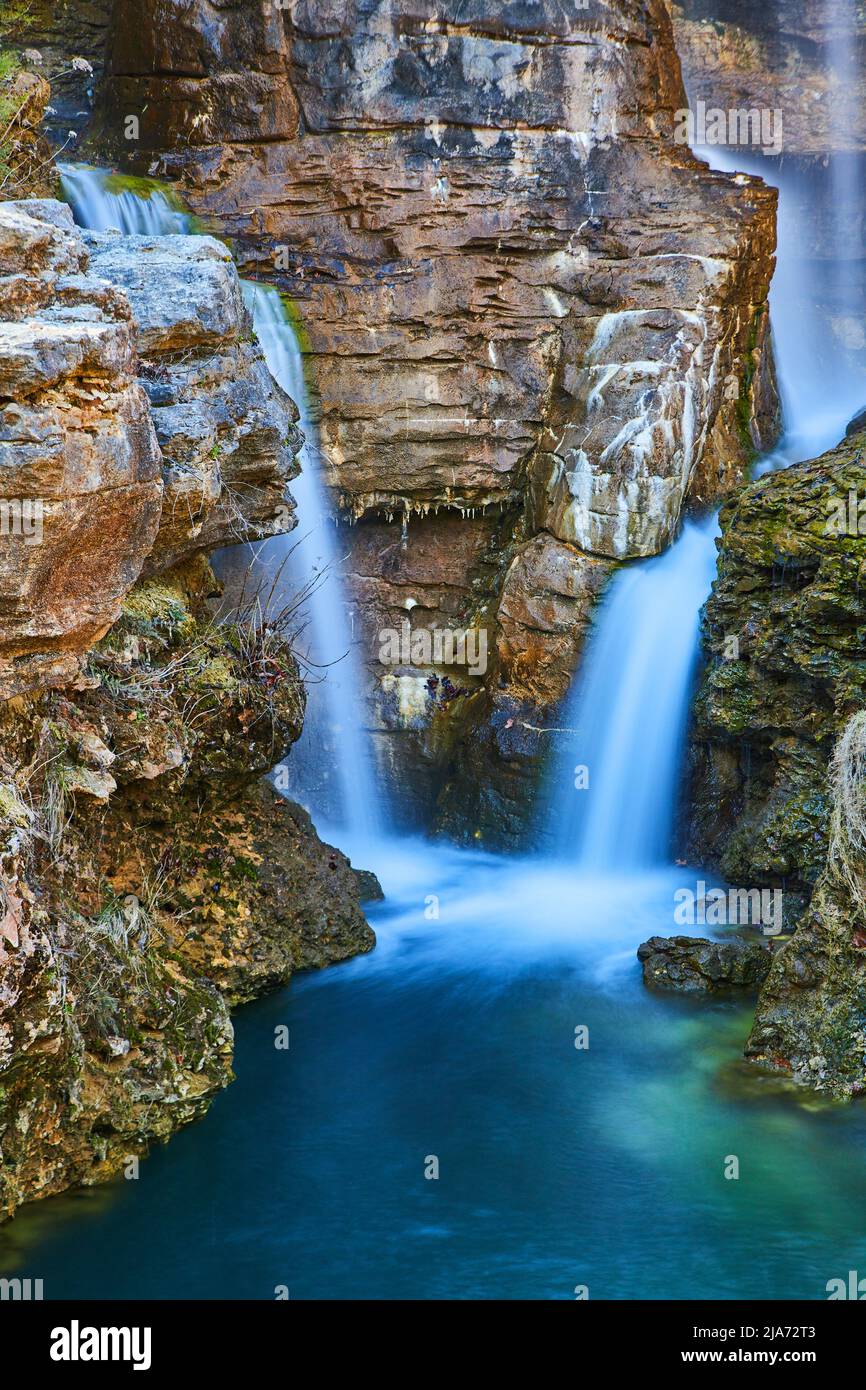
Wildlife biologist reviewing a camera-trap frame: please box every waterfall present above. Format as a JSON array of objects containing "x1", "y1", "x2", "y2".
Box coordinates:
[
  {"x1": 237, "y1": 284, "x2": 380, "y2": 838},
  {"x1": 553, "y1": 517, "x2": 719, "y2": 869},
  {"x1": 59, "y1": 163, "x2": 380, "y2": 838},
  {"x1": 59, "y1": 162, "x2": 189, "y2": 234}
]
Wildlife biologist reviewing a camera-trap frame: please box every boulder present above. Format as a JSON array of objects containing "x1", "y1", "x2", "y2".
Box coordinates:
[{"x1": 638, "y1": 934, "x2": 773, "y2": 993}]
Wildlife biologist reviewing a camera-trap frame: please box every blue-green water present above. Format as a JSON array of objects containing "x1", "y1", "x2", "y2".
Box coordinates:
[{"x1": 3, "y1": 840, "x2": 866, "y2": 1301}]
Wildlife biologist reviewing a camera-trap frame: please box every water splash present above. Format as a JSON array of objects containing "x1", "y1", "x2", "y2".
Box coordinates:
[{"x1": 553, "y1": 516, "x2": 719, "y2": 869}]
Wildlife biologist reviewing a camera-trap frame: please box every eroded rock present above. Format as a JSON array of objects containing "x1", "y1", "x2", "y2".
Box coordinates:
[{"x1": 0, "y1": 200, "x2": 301, "y2": 699}]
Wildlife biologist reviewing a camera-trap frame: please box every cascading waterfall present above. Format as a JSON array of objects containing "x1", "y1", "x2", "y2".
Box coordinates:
[
  {"x1": 59, "y1": 163, "x2": 379, "y2": 838},
  {"x1": 698, "y1": 146, "x2": 866, "y2": 465},
  {"x1": 60, "y1": 162, "x2": 190, "y2": 234},
  {"x1": 553, "y1": 518, "x2": 720, "y2": 869},
  {"x1": 554, "y1": 17, "x2": 866, "y2": 873},
  {"x1": 237, "y1": 284, "x2": 380, "y2": 838},
  {"x1": 691, "y1": 4, "x2": 866, "y2": 466},
  {"x1": 825, "y1": 0, "x2": 861, "y2": 283}
]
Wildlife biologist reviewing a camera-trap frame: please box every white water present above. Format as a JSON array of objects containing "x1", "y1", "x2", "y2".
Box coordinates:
[
  {"x1": 553, "y1": 517, "x2": 719, "y2": 868},
  {"x1": 698, "y1": 147, "x2": 866, "y2": 468},
  {"x1": 551, "y1": 36, "x2": 866, "y2": 873},
  {"x1": 239, "y1": 284, "x2": 380, "y2": 837},
  {"x1": 60, "y1": 162, "x2": 189, "y2": 234},
  {"x1": 58, "y1": 163, "x2": 379, "y2": 837}
]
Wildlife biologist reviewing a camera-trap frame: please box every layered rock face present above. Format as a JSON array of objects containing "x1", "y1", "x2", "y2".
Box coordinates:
[
  {"x1": 93, "y1": 0, "x2": 779, "y2": 835},
  {"x1": 690, "y1": 426, "x2": 866, "y2": 1094},
  {"x1": 0, "y1": 200, "x2": 162, "y2": 697},
  {"x1": 0, "y1": 203, "x2": 376, "y2": 1220},
  {"x1": 0, "y1": 199, "x2": 299, "y2": 700}
]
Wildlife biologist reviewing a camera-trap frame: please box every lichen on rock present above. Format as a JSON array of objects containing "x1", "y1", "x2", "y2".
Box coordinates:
[{"x1": 691, "y1": 427, "x2": 866, "y2": 1095}]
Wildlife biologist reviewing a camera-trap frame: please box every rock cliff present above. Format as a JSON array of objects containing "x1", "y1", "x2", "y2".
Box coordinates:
[
  {"x1": 86, "y1": 0, "x2": 779, "y2": 835},
  {"x1": 690, "y1": 426, "x2": 866, "y2": 1095}
]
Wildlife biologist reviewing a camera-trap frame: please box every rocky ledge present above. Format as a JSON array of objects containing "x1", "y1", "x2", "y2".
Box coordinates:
[
  {"x1": 0, "y1": 198, "x2": 300, "y2": 699},
  {"x1": 0, "y1": 204, "x2": 376, "y2": 1222}
]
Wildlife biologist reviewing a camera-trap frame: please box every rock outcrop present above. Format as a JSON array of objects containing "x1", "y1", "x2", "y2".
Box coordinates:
[
  {"x1": 690, "y1": 429, "x2": 866, "y2": 898},
  {"x1": 0, "y1": 199, "x2": 299, "y2": 700},
  {"x1": 88, "y1": 0, "x2": 779, "y2": 834},
  {"x1": 638, "y1": 933, "x2": 772, "y2": 993},
  {"x1": 691, "y1": 426, "x2": 866, "y2": 1094},
  {"x1": 0, "y1": 201, "x2": 376, "y2": 1221},
  {"x1": 0, "y1": 200, "x2": 163, "y2": 697},
  {"x1": 0, "y1": 555, "x2": 375, "y2": 1222}
]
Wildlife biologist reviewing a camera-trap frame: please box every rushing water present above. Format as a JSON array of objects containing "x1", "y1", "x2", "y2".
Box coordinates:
[
  {"x1": 5, "y1": 837, "x2": 866, "y2": 1301},
  {"x1": 553, "y1": 517, "x2": 719, "y2": 869},
  {"x1": 60, "y1": 162, "x2": 189, "y2": 234},
  {"x1": 231, "y1": 284, "x2": 379, "y2": 837},
  {"x1": 12, "y1": 81, "x2": 866, "y2": 1298}
]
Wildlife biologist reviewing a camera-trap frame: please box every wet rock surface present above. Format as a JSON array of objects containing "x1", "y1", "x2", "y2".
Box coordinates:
[
  {"x1": 0, "y1": 558, "x2": 376, "y2": 1220},
  {"x1": 691, "y1": 428, "x2": 866, "y2": 1094},
  {"x1": 690, "y1": 429, "x2": 866, "y2": 896},
  {"x1": 638, "y1": 933, "x2": 772, "y2": 993}
]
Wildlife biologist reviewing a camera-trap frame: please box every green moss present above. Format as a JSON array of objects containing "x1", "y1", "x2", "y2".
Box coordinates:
[{"x1": 120, "y1": 576, "x2": 195, "y2": 639}]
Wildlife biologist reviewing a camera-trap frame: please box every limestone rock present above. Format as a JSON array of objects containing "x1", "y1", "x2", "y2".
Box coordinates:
[
  {"x1": 0, "y1": 201, "x2": 163, "y2": 699},
  {"x1": 91, "y1": 0, "x2": 779, "y2": 834},
  {"x1": 0, "y1": 200, "x2": 301, "y2": 698},
  {"x1": 496, "y1": 534, "x2": 613, "y2": 708}
]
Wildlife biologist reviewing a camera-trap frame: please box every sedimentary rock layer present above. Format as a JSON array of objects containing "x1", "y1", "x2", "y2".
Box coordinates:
[
  {"x1": 0, "y1": 199, "x2": 300, "y2": 699},
  {"x1": 90, "y1": 0, "x2": 779, "y2": 832}
]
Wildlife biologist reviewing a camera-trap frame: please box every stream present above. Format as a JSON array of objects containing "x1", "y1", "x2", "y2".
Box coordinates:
[{"x1": 5, "y1": 102, "x2": 866, "y2": 1298}]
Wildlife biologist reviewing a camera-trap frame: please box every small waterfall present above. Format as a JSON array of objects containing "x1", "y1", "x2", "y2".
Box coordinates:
[
  {"x1": 59, "y1": 163, "x2": 380, "y2": 838},
  {"x1": 238, "y1": 284, "x2": 380, "y2": 838},
  {"x1": 553, "y1": 517, "x2": 719, "y2": 870},
  {"x1": 697, "y1": 146, "x2": 866, "y2": 468},
  {"x1": 60, "y1": 162, "x2": 189, "y2": 234}
]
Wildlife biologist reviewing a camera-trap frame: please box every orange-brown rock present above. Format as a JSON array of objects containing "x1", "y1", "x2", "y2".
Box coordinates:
[
  {"x1": 0, "y1": 200, "x2": 301, "y2": 698},
  {"x1": 0, "y1": 201, "x2": 163, "y2": 698},
  {"x1": 93, "y1": 2, "x2": 778, "y2": 824}
]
